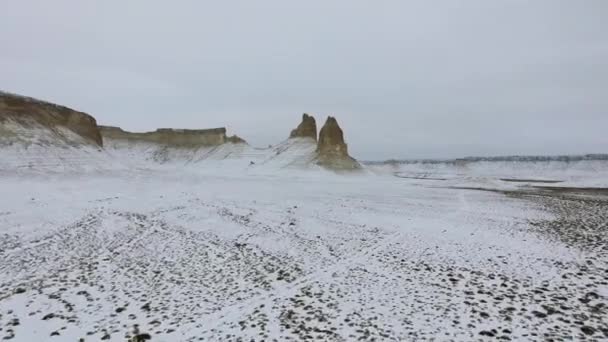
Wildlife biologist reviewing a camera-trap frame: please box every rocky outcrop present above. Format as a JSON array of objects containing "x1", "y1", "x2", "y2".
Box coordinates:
[
  {"x1": 289, "y1": 113, "x2": 317, "y2": 141},
  {"x1": 99, "y1": 126, "x2": 247, "y2": 147},
  {"x1": 316, "y1": 116, "x2": 360, "y2": 170},
  {"x1": 226, "y1": 134, "x2": 247, "y2": 144},
  {"x1": 317, "y1": 117, "x2": 348, "y2": 156},
  {"x1": 0, "y1": 91, "x2": 102, "y2": 146}
]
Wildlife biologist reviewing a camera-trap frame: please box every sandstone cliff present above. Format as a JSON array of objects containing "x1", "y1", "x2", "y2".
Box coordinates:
[
  {"x1": 0, "y1": 91, "x2": 102, "y2": 147},
  {"x1": 289, "y1": 113, "x2": 317, "y2": 141},
  {"x1": 100, "y1": 126, "x2": 246, "y2": 148},
  {"x1": 316, "y1": 116, "x2": 360, "y2": 170}
]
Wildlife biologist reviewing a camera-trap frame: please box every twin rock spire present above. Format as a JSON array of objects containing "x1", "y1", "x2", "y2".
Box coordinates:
[{"x1": 289, "y1": 113, "x2": 360, "y2": 170}]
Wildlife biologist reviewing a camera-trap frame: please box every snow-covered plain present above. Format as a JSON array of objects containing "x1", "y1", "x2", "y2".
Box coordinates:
[{"x1": 1, "y1": 162, "x2": 607, "y2": 341}]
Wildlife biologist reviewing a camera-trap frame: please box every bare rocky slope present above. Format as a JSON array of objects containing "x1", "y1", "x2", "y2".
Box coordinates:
[{"x1": 0, "y1": 91, "x2": 102, "y2": 147}]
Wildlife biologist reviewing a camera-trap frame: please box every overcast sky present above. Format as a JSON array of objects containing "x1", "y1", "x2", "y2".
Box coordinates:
[{"x1": 1, "y1": 0, "x2": 607, "y2": 160}]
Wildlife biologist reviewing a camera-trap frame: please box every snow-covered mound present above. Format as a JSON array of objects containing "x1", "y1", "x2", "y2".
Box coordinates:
[
  {"x1": 102, "y1": 135, "x2": 321, "y2": 173},
  {"x1": 0, "y1": 143, "x2": 125, "y2": 174}
]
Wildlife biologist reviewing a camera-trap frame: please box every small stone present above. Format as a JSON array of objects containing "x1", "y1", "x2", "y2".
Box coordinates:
[
  {"x1": 132, "y1": 333, "x2": 152, "y2": 341},
  {"x1": 480, "y1": 330, "x2": 496, "y2": 337},
  {"x1": 581, "y1": 326, "x2": 596, "y2": 336}
]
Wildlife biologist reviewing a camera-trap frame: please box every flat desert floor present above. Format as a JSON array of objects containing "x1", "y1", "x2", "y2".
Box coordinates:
[{"x1": 0, "y1": 171, "x2": 607, "y2": 341}]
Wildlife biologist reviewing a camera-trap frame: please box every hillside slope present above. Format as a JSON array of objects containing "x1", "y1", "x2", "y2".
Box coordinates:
[
  {"x1": 0, "y1": 92, "x2": 102, "y2": 147},
  {"x1": 0, "y1": 92, "x2": 119, "y2": 172}
]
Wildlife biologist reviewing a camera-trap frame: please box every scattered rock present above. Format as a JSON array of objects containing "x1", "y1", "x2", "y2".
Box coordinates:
[{"x1": 42, "y1": 313, "x2": 55, "y2": 321}]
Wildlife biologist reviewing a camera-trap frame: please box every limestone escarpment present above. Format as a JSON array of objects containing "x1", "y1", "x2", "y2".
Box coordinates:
[
  {"x1": 99, "y1": 126, "x2": 246, "y2": 148},
  {"x1": 0, "y1": 91, "x2": 102, "y2": 147},
  {"x1": 289, "y1": 113, "x2": 317, "y2": 141},
  {"x1": 316, "y1": 116, "x2": 360, "y2": 170}
]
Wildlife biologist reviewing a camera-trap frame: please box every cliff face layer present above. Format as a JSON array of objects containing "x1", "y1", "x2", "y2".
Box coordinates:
[
  {"x1": 289, "y1": 113, "x2": 317, "y2": 141},
  {"x1": 0, "y1": 92, "x2": 102, "y2": 147},
  {"x1": 316, "y1": 116, "x2": 360, "y2": 170},
  {"x1": 99, "y1": 126, "x2": 246, "y2": 147}
]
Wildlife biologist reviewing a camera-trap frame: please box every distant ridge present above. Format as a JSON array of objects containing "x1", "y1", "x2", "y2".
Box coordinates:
[
  {"x1": 365, "y1": 154, "x2": 608, "y2": 165},
  {"x1": 99, "y1": 126, "x2": 246, "y2": 148},
  {"x1": 6, "y1": 90, "x2": 603, "y2": 176}
]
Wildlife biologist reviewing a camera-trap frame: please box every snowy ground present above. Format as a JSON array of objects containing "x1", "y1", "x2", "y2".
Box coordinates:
[{"x1": 0, "y1": 170, "x2": 607, "y2": 341}]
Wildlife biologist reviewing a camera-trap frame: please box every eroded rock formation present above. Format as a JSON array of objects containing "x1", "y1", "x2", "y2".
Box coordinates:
[
  {"x1": 316, "y1": 116, "x2": 360, "y2": 170},
  {"x1": 289, "y1": 113, "x2": 317, "y2": 141},
  {"x1": 226, "y1": 134, "x2": 247, "y2": 144},
  {"x1": 99, "y1": 126, "x2": 246, "y2": 147},
  {"x1": 0, "y1": 91, "x2": 102, "y2": 146},
  {"x1": 0, "y1": 90, "x2": 362, "y2": 172},
  {"x1": 317, "y1": 116, "x2": 348, "y2": 156}
]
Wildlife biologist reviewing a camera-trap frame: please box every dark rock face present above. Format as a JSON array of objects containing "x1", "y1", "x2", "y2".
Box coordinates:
[
  {"x1": 316, "y1": 116, "x2": 360, "y2": 170},
  {"x1": 289, "y1": 114, "x2": 317, "y2": 141},
  {"x1": 0, "y1": 91, "x2": 103, "y2": 146}
]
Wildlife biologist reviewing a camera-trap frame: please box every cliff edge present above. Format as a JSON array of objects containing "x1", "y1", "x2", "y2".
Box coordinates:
[
  {"x1": 99, "y1": 126, "x2": 247, "y2": 148},
  {"x1": 0, "y1": 92, "x2": 102, "y2": 147}
]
